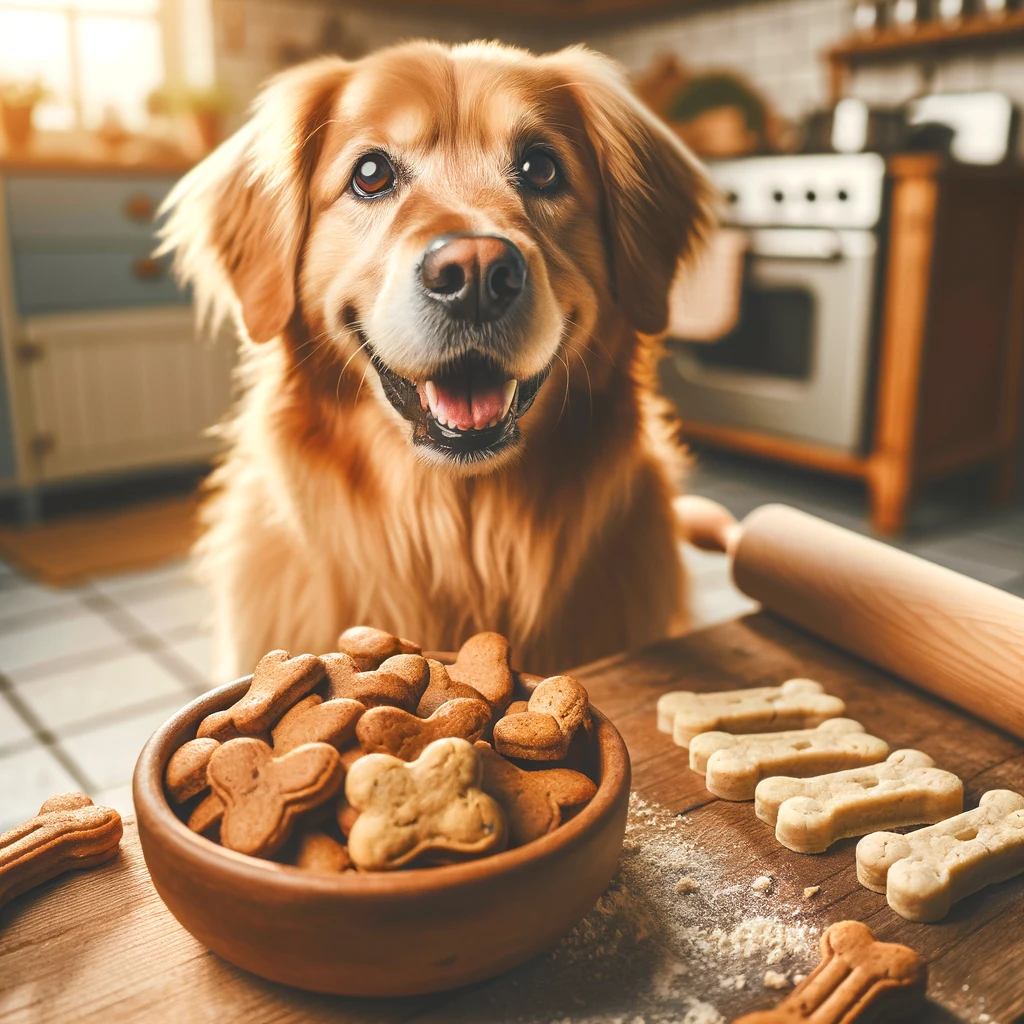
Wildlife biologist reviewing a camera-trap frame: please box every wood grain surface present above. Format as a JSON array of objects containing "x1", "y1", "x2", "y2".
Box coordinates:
[{"x1": 2, "y1": 612, "x2": 1022, "y2": 1024}]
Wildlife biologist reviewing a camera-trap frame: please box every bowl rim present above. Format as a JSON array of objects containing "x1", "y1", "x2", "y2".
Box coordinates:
[{"x1": 134, "y1": 674, "x2": 630, "y2": 899}]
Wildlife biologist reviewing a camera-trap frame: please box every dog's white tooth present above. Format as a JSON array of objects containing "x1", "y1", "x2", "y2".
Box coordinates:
[
  {"x1": 501, "y1": 379, "x2": 518, "y2": 418},
  {"x1": 424, "y1": 380, "x2": 439, "y2": 418}
]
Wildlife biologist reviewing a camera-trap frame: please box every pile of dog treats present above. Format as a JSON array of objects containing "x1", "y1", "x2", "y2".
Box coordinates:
[
  {"x1": 164, "y1": 629, "x2": 597, "y2": 871},
  {"x1": 657, "y1": 679, "x2": 1024, "y2": 923}
]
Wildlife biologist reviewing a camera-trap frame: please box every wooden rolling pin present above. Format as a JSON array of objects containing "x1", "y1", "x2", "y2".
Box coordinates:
[{"x1": 675, "y1": 497, "x2": 1024, "y2": 742}]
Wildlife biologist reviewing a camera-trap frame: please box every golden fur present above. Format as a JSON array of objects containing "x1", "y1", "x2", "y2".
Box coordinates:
[{"x1": 160, "y1": 40, "x2": 710, "y2": 679}]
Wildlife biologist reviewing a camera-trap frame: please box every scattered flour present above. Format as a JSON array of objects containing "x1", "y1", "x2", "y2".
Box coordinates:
[
  {"x1": 803, "y1": 885, "x2": 820, "y2": 899},
  {"x1": 751, "y1": 875, "x2": 773, "y2": 894},
  {"x1": 763, "y1": 970, "x2": 791, "y2": 990},
  {"x1": 428, "y1": 793, "x2": 817, "y2": 1023}
]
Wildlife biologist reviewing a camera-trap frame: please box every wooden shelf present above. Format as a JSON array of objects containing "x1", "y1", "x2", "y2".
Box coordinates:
[{"x1": 827, "y1": 12, "x2": 1024, "y2": 100}]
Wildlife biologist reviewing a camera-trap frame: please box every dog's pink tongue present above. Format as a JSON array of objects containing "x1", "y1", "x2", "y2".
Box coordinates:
[{"x1": 434, "y1": 382, "x2": 504, "y2": 430}]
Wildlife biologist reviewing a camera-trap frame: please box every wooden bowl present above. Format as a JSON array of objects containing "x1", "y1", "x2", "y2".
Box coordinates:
[{"x1": 133, "y1": 675, "x2": 630, "y2": 996}]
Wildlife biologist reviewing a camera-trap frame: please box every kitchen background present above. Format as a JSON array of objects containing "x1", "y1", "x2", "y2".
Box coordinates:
[{"x1": 1, "y1": 0, "x2": 1023, "y2": 830}]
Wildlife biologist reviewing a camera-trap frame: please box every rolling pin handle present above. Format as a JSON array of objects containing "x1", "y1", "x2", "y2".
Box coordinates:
[{"x1": 674, "y1": 495, "x2": 743, "y2": 557}]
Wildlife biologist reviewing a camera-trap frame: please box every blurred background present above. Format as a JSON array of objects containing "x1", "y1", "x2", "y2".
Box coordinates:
[{"x1": 0, "y1": 0, "x2": 1023, "y2": 829}]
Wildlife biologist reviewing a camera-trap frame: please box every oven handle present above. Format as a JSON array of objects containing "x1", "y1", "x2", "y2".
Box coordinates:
[{"x1": 747, "y1": 228, "x2": 875, "y2": 261}]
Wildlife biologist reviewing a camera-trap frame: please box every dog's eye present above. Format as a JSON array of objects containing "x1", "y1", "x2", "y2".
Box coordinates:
[
  {"x1": 519, "y1": 148, "x2": 560, "y2": 193},
  {"x1": 351, "y1": 153, "x2": 396, "y2": 198}
]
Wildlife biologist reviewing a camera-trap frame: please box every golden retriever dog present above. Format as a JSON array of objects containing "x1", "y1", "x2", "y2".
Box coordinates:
[{"x1": 160, "y1": 40, "x2": 709, "y2": 680}]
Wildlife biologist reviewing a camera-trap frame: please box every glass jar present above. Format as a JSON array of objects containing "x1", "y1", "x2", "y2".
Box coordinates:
[
  {"x1": 890, "y1": 0, "x2": 932, "y2": 25},
  {"x1": 852, "y1": 0, "x2": 885, "y2": 30}
]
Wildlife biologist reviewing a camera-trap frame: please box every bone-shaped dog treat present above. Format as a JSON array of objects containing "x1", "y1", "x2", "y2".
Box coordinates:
[
  {"x1": 356, "y1": 698, "x2": 491, "y2": 761},
  {"x1": 0, "y1": 792, "x2": 123, "y2": 910},
  {"x1": 323, "y1": 652, "x2": 430, "y2": 711},
  {"x1": 208, "y1": 737, "x2": 345, "y2": 857},
  {"x1": 755, "y1": 749, "x2": 963, "y2": 854},
  {"x1": 198, "y1": 650, "x2": 324, "y2": 741},
  {"x1": 447, "y1": 632, "x2": 515, "y2": 712},
  {"x1": 336, "y1": 626, "x2": 421, "y2": 671},
  {"x1": 165, "y1": 737, "x2": 220, "y2": 803},
  {"x1": 295, "y1": 830, "x2": 352, "y2": 873},
  {"x1": 270, "y1": 693, "x2": 365, "y2": 754},
  {"x1": 416, "y1": 659, "x2": 486, "y2": 718},
  {"x1": 188, "y1": 792, "x2": 224, "y2": 835},
  {"x1": 732, "y1": 920, "x2": 927, "y2": 1024},
  {"x1": 474, "y1": 740, "x2": 597, "y2": 846},
  {"x1": 345, "y1": 737, "x2": 506, "y2": 870},
  {"x1": 658, "y1": 678, "x2": 846, "y2": 747},
  {"x1": 856, "y1": 789, "x2": 1024, "y2": 922},
  {"x1": 492, "y1": 675, "x2": 589, "y2": 761},
  {"x1": 691, "y1": 719, "x2": 889, "y2": 802}
]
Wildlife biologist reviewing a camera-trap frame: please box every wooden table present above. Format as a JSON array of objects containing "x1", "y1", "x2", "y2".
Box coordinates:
[{"x1": 2, "y1": 612, "x2": 1023, "y2": 1023}]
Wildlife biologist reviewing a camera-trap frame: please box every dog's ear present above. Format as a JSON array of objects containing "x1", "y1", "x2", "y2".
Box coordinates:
[
  {"x1": 159, "y1": 58, "x2": 349, "y2": 344},
  {"x1": 547, "y1": 47, "x2": 712, "y2": 335}
]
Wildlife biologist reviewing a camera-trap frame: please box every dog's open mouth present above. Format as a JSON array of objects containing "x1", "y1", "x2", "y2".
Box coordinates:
[{"x1": 368, "y1": 347, "x2": 551, "y2": 462}]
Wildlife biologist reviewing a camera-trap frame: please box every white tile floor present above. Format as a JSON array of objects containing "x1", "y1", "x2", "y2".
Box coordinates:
[{"x1": 0, "y1": 559, "x2": 214, "y2": 831}]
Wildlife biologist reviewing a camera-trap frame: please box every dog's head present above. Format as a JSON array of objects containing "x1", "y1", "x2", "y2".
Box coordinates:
[{"x1": 162, "y1": 41, "x2": 708, "y2": 469}]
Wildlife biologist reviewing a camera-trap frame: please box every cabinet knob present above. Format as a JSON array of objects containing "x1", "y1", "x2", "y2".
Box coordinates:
[
  {"x1": 123, "y1": 193, "x2": 156, "y2": 221},
  {"x1": 132, "y1": 256, "x2": 165, "y2": 280}
]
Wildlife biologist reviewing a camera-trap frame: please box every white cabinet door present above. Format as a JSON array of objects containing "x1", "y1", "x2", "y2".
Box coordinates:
[{"x1": 19, "y1": 307, "x2": 235, "y2": 482}]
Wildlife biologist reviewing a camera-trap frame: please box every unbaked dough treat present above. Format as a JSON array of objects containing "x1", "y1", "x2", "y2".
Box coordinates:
[
  {"x1": 336, "y1": 626, "x2": 421, "y2": 671},
  {"x1": 492, "y1": 675, "x2": 589, "y2": 761},
  {"x1": 731, "y1": 920, "x2": 927, "y2": 1023},
  {"x1": 691, "y1": 719, "x2": 889, "y2": 802},
  {"x1": 474, "y1": 741, "x2": 596, "y2": 846},
  {"x1": 0, "y1": 792, "x2": 123, "y2": 910},
  {"x1": 658, "y1": 678, "x2": 846, "y2": 747},
  {"x1": 356, "y1": 698, "x2": 491, "y2": 761},
  {"x1": 294, "y1": 830, "x2": 352, "y2": 873},
  {"x1": 198, "y1": 650, "x2": 324, "y2": 741},
  {"x1": 165, "y1": 737, "x2": 220, "y2": 803},
  {"x1": 856, "y1": 789, "x2": 1024, "y2": 922},
  {"x1": 447, "y1": 632, "x2": 515, "y2": 712},
  {"x1": 754, "y1": 749, "x2": 963, "y2": 854},
  {"x1": 270, "y1": 694, "x2": 364, "y2": 754},
  {"x1": 416, "y1": 659, "x2": 485, "y2": 718},
  {"x1": 345, "y1": 737, "x2": 506, "y2": 870},
  {"x1": 208, "y1": 737, "x2": 345, "y2": 857},
  {"x1": 323, "y1": 652, "x2": 430, "y2": 711}
]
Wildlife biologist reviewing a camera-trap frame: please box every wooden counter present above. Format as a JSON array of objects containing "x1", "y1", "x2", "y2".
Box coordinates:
[{"x1": 1, "y1": 612, "x2": 1022, "y2": 1023}]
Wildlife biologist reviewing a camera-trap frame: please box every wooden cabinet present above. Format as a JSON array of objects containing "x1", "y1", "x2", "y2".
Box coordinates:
[{"x1": 0, "y1": 165, "x2": 235, "y2": 506}]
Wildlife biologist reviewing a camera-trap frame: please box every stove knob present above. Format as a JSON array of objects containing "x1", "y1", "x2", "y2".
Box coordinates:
[
  {"x1": 837, "y1": 188, "x2": 850, "y2": 202},
  {"x1": 772, "y1": 189, "x2": 784, "y2": 204},
  {"x1": 805, "y1": 189, "x2": 817, "y2": 202},
  {"x1": 725, "y1": 190, "x2": 739, "y2": 204}
]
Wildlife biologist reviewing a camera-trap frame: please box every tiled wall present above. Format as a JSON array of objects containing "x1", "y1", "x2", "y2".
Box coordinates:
[{"x1": 212, "y1": 0, "x2": 1024, "y2": 129}]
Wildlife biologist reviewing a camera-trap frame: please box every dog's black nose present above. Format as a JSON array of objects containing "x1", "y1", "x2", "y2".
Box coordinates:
[{"x1": 420, "y1": 234, "x2": 526, "y2": 323}]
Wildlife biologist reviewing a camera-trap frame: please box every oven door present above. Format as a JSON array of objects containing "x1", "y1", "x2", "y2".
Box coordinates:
[{"x1": 662, "y1": 228, "x2": 878, "y2": 453}]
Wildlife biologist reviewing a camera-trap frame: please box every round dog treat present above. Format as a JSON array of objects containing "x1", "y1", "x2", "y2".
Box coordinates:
[
  {"x1": 208, "y1": 738, "x2": 345, "y2": 858},
  {"x1": 492, "y1": 675, "x2": 589, "y2": 761},
  {"x1": 198, "y1": 650, "x2": 324, "y2": 742},
  {"x1": 336, "y1": 626, "x2": 421, "y2": 671},
  {"x1": 271, "y1": 694, "x2": 364, "y2": 754},
  {"x1": 165, "y1": 737, "x2": 220, "y2": 804},
  {"x1": 474, "y1": 741, "x2": 596, "y2": 846},
  {"x1": 356, "y1": 698, "x2": 491, "y2": 761},
  {"x1": 345, "y1": 737, "x2": 506, "y2": 870},
  {"x1": 416, "y1": 659, "x2": 486, "y2": 717},
  {"x1": 447, "y1": 633, "x2": 515, "y2": 712}
]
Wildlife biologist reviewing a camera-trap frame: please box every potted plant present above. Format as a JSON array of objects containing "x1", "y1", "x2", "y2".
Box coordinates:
[
  {"x1": 0, "y1": 78, "x2": 48, "y2": 152},
  {"x1": 147, "y1": 85, "x2": 234, "y2": 156}
]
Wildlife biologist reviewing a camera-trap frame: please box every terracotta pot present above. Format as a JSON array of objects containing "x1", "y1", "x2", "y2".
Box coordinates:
[
  {"x1": 0, "y1": 101, "x2": 35, "y2": 152},
  {"x1": 133, "y1": 674, "x2": 630, "y2": 996},
  {"x1": 186, "y1": 108, "x2": 222, "y2": 154}
]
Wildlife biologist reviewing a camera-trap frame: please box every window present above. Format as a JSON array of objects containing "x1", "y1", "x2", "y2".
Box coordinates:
[{"x1": 0, "y1": 0, "x2": 213, "y2": 133}]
